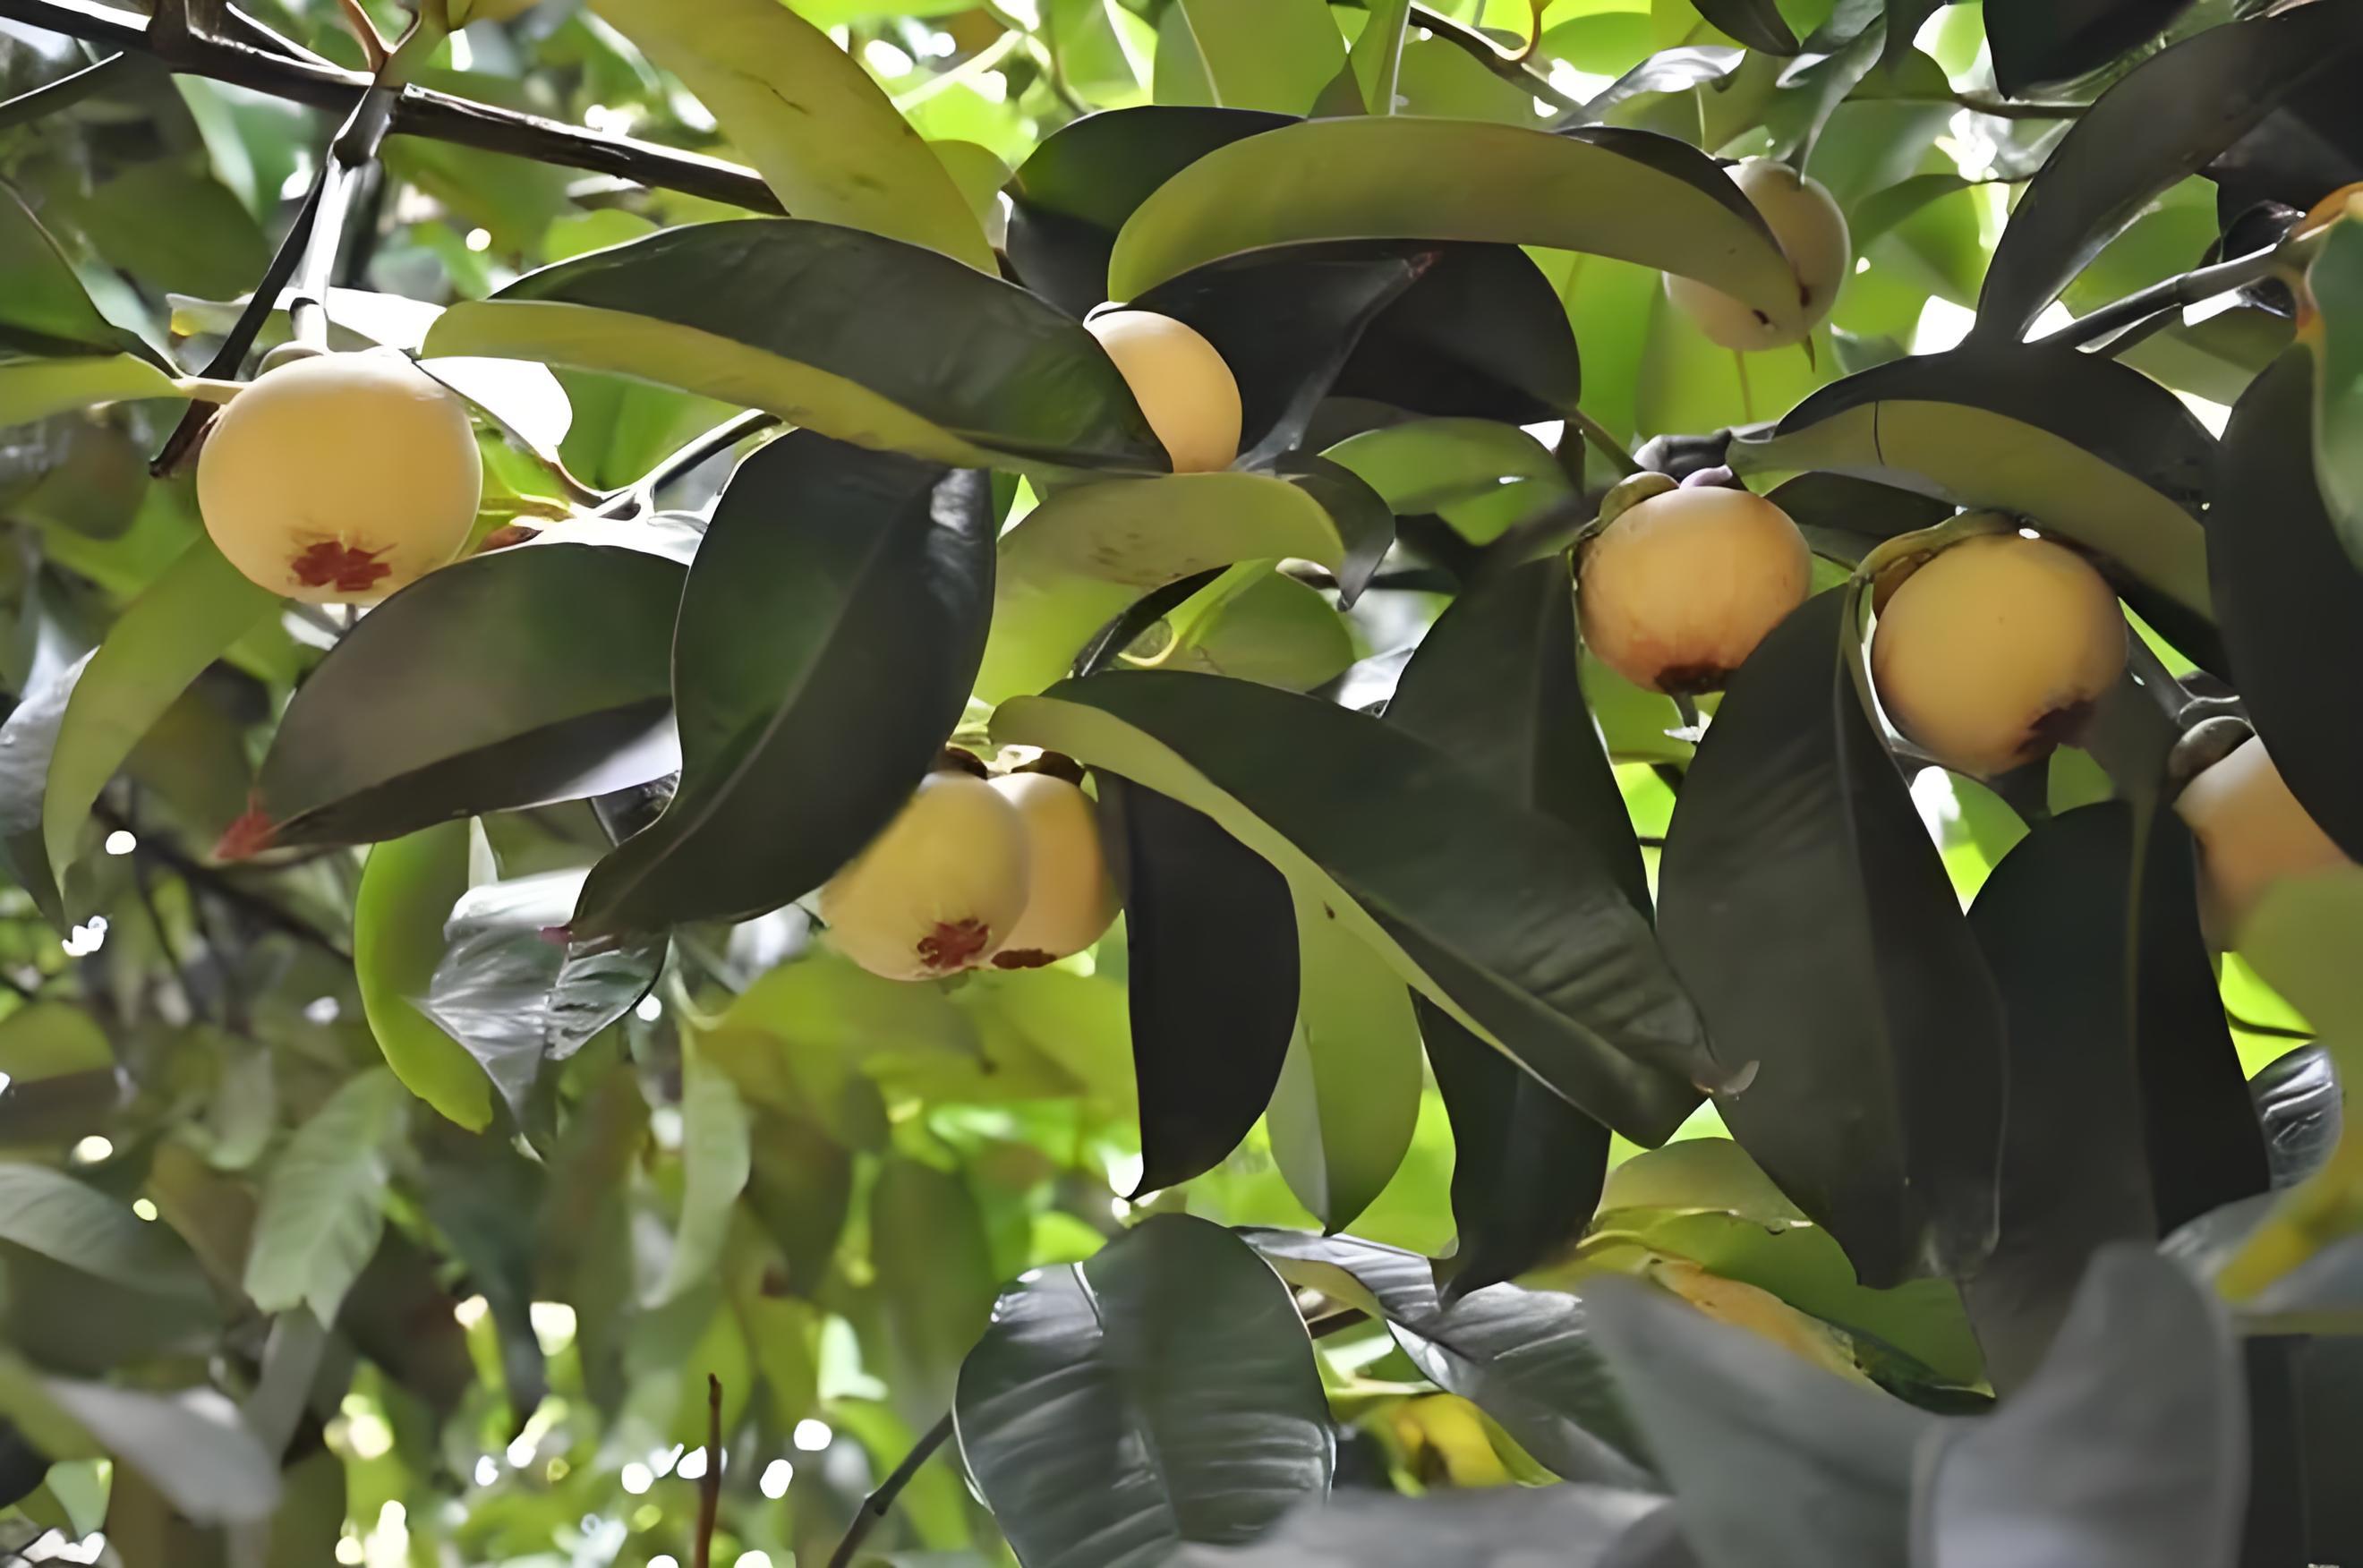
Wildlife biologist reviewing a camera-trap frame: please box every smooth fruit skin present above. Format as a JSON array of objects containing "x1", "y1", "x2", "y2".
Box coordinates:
[
  {"x1": 1577, "y1": 485, "x2": 1812, "y2": 695},
  {"x1": 2175, "y1": 736, "x2": 2354, "y2": 938},
  {"x1": 197, "y1": 349, "x2": 481, "y2": 603},
  {"x1": 1084, "y1": 309, "x2": 1242, "y2": 473},
  {"x1": 817, "y1": 772, "x2": 1030, "y2": 982},
  {"x1": 987, "y1": 772, "x2": 1119, "y2": 968},
  {"x1": 1664, "y1": 158, "x2": 1850, "y2": 351},
  {"x1": 1870, "y1": 533, "x2": 2126, "y2": 779}
]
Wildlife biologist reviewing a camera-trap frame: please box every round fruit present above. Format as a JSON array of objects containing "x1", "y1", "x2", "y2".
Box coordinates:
[
  {"x1": 817, "y1": 771, "x2": 1030, "y2": 981},
  {"x1": 197, "y1": 349, "x2": 481, "y2": 603},
  {"x1": 1869, "y1": 532, "x2": 2126, "y2": 778},
  {"x1": 987, "y1": 771, "x2": 1119, "y2": 968},
  {"x1": 1084, "y1": 310, "x2": 1242, "y2": 473},
  {"x1": 1665, "y1": 158, "x2": 1850, "y2": 352},
  {"x1": 2174, "y1": 736, "x2": 2353, "y2": 937},
  {"x1": 1577, "y1": 484, "x2": 1812, "y2": 695}
]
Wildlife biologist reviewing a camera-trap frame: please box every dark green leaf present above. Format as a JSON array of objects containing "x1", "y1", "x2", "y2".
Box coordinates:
[
  {"x1": 1246, "y1": 1228, "x2": 1652, "y2": 1487},
  {"x1": 2210, "y1": 349, "x2": 2363, "y2": 861},
  {"x1": 1096, "y1": 776, "x2": 1298, "y2": 1193},
  {"x1": 422, "y1": 221, "x2": 1163, "y2": 473},
  {"x1": 0, "y1": 1165, "x2": 214, "y2": 1313},
  {"x1": 1766, "y1": 471, "x2": 1953, "y2": 563},
  {"x1": 1698, "y1": 0, "x2": 1798, "y2": 54},
  {"x1": 1584, "y1": 1274, "x2": 1930, "y2": 1568},
  {"x1": 572, "y1": 433, "x2": 994, "y2": 935},
  {"x1": 993, "y1": 671, "x2": 1711, "y2": 1144},
  {"x1": 0, "y1": 654, "x2": 84, "y2": 928},
  {"x1": 1975, "y1": 5, "x2": 2363, "y2": 338},
  {"x1": 422, "y1": 1147, "x2": 548, "y2": 1420},
  {"x1": 955, "y1": 1214, "x2": 1334, "y2": 1568},
  {"x1": 1329, "y1": 244, "x2": 1585, "y2": 424},
  {"x1": 249, "y1": 529, "x2": 686, "y2": 849},
  {"x1": 1657, "y1": 592, "x2": 2006, "y2": 1288},
  {"x1": 1985, "y1": 0, "x2": 2191, "y2": 98}
]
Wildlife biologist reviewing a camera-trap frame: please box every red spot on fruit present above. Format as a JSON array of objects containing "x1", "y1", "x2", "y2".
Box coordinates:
[
  {"x1": 916, "y1": 918, "x2": 992, "y2": 973},
  {"x1": 991, "y1": 948, "x2": 1056, "y2": 971},
  {"x1": 289, "y1": 539, "x2": 393, "y2": 594},
  {"x1": 213, "y1": 801, "x2": 277, "y2": 862}
]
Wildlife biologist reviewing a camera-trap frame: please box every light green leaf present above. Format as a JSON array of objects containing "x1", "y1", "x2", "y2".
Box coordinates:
[
  {"x1": 1323, "y1": 418, "x2": 1571, "y2": 544},
  {"x1": 586, "y1": 0, "x2": 994, "y2": 272},
  {"x1": 1268, "y1": 884, "x2": 1423, "y2": 1231},
  {"x1": 0, "y1": 1164, "x2": 212, "y2": 1308},
  {"x1": 354, "y1": 823, "x2": 494, "y2": 1133},
  {"x1": 1351, "y1": 0, "x2": 1413, "y2": 111},
  {"x1": 656, "y1": 1038, "x2": 751, "y2": 1305},
  {"x1": 41, "y1": 538, "x2": 277, "y2": 882},
  {"x1": 0, "y1": 1001, "x2": 112, "y2": 1082},
  {"x1": 2239, "y1": 867, "x2": 2363, "y2": 1048},
  {"x1": 243, "y1": 1069, "x2": 411, "y2": 1324},
  {"x1": 0, "y1": 355, "x2": 181, "y2": 429},
  {"x1": 1155, "y1": 0, "x2": 1347, "y2": 113}
]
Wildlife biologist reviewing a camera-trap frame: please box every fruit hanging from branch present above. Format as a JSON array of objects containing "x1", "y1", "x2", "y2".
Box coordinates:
[
  {"x1": 196, "y1": 349, "x2": 482, "y2": 603},
  {"x1": 1868, "y1": 529, "x2": 2128, "y2": 779},
  {"x1": 1664, "y1": 157, "x2": 1850, "y2": 352},
  {"x1": 986, "y1": 771, "x2": 1120, "y2": 970},
  {"x1": 1084, "y1": 309, "x2": 1243, "y2": 473},
  {"x1": 1576, "y1": 475, "x2": 1813, "y2": 695},
  {"x1": 816, "y1": 770, "x2": 1031, "y2": 981},
  {"x1": 2175, "y1": 735, "x2": 2355, "y2": 938}
]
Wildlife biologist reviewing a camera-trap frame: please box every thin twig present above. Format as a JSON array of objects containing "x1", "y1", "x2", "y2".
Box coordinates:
[
  {"x1": 1567, "y1": 407, "x2": 1640, "y2": 478},
  {"x1": 692, "y1": 1375, "x2": 722, "y2": 1568},
  {"x1": 90, "y1": 800, "x2": 353, "y2": 964},
  {"x1": 1405, "y1": 3, "x2": 1584, "y2": 115},
  {"x1": 2030, "y1": 244, "x2": 2291, "y2": 352},
  {"x1": 0, "y1": 48, "x2": 130, "y2": 131},
  {"x1": 120, "y1": 793, "x2": 202, "y2": 1025},
  {"x1": 825, "y1": 1412, "x2": 955, "y2": 1568},
  {"x1": 595, "y1": 410, "x2": 780, "y2": 516},
  {"x1": 1949, "y1": 90, "x2": 2089, "y2": 120}
]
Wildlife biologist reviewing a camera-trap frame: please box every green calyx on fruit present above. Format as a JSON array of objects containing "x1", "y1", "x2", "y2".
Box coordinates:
[
  {"x1": 986, "y1": 771, "x2": 1119, "y2": 969},
  {"x1": 1869, "y1": 529, "x2": 2126, "y2": 778},
  {"x1": 2174, "y1": 735, "x2": 2354, "y2": 940},
  {"x1": 1576, "y1": 482, "x2": 1812, "y2": 695},
  {"x1": 1084, "y1": 308, "x2": 1242, "y2": 473},
  {"x1": 818, "y1": 771, "x2": 1032, "y2": 981},
  {"x1": 1664, "y1": 157, "x2": 1850, "y2": 352},
  {"x1": 196, "y1": 348, "x2": 482, "y2": 603}
]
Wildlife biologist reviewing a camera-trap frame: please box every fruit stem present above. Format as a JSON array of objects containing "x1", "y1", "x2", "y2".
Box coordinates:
[
  {"x1": 2029, "y1": 241, "x2": 2302, "y2": 354},
  {"x1": 592, "y1": 409, "x2": 782, "y2": 518},
  {"x1": 170, "y1": 376, "x2": 245, "y2": 404},
  {"x1": 1565, "y1": 406, "x2": 1641, "y2": 479}
]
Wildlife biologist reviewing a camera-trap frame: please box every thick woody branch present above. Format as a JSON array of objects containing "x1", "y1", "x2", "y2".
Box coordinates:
[{"x1": 0, "y1": 0, "x2": 782, "y2": 213}]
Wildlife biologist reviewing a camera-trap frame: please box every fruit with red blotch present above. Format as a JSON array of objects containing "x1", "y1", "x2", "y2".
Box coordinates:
[
  {"x1": 197, "y1": 349, "x2": 481, "y2": 603},
  {"x1": 1084, "y1": 309, "x2": 1242, "y2": 473},
  {"x1": 1576, "y1": 481, "x2": 1813, "y2": 695},
  {"x1": 986, "y1": 772, "x2": 1119, "y2": 968},
  {"x1": 817, "y1": 771, "x2": 1030, "y2": 981},
  {"x1": 1869, "y1": 532, "x2": 2127, "y2": 778},
  {"x1": 1664, "y1": 157, "x2": 1850, "y2": 351},
  {"x1": 2175, "y1": 736, "x2": 2355, "y2": 938}
]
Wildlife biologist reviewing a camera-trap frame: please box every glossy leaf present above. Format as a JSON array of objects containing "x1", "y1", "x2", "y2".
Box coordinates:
[
  {"x1": 1176, "y1": 1485, "x2": 1677, "y2": 1568},
  {"x1": 0, "y1": 1165, "x2": 213, "y2": 1314},
  {"x1": 2210, "y1": 349, "x2": 2363, "y2": 860},
  {"x1": 2254, "y1": 1045, "x2": 2340, "y2": 1192},
  {"x1": 1656, "y1": 592, "x2": 2006, "y2": 1288},
  {"x1": 585, "y1": 0, "x2": 994, "y2": 270},
  {"x1": 1268, "y1": 883, "x2": 1423, "y2": 1232},
  {"x1": 1984, "y1": 0, "x2": 2191, "y2": 97},
  {"x1": 1153, "y1": 0, "x2": 1347, "y2": 115},
  {"x1": 1097, "y1": 776, "x2": 1299, "y2": 1193},
  {"x1": 955, "y1": 1214, "x2": 1334, "y2": 1568},
  {"x1": 0, "y1": 653, "x2": 86, "y2": 925},
  {"x1": 1248, "y1": 1228, "x2": 1652, "y2": 1486},
  {"x1": 1107, "y1": 119, "x2": 1803, "y2": 337},
  {"x1": 422, "y1": 220, "x2": 1163, "y2": 472},
  {"x1": 1324, "y1": 419, "x2": 1573, "y2": 547},
  {"x1": 243, "y1": 1069, "x2": 410, "y2": 1324},
  {"x1": 248, "y1": 530, "x2": 685, "y2": 850},
  {"x1": 0, "y1": 354, "x2": 179, "y2": 428},
  {"x1": 1699, "y1": 0, "x2": 1798, "y2": 54},
  {"x1": 43, "y1": 537, "x2": 277, "y2": 881},
  {"x1": 1327, "y1": 243, "x2": 1586, "y2": 424},
  {"x1": 2309, "y1": 217, "x2": 2363, "y2": 558},
  {"x1": 993, "y1": 671, "x2": 1711, "y2": 1144},
  {"x1": 1729, "y1": 345, "x2": 2220, "y2": 668},
  {"x1": 354, "y1": 823, "x2": 492, "y2": 1132},
  {"x1": 1975, "y1": 4, "x2": 2363, "y2": 338},
  {"x1": 572, "y1": 433, "x2": 994, "y2": 935}
]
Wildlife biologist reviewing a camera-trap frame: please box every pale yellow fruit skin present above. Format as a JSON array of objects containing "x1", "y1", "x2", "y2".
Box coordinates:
[
  {"x1": 817, "y1": 772, "x2": 1030, "y2": 982},
  {"x1": 1665, "y1": 158, "x2": 1851, "y2": 352},
  {"x1": 1870, "y1": 533, "x2": 2127, "y2": 778},
  {"x1": 2175, "y1": 737, "x2": 2354, "y2": 939},
  {"x1": 987, "y1": 772, "x2": 1119, "y2": 968},
  {"x1": 1085, "y1": 310, "x2": 1241, "y2": 473},
  {"x1": 1576, "y1": 485, "x2": 1812, "y2": 694},
  {"x1": 198, "y1": 350, "x2": 481, "y2": 603}
]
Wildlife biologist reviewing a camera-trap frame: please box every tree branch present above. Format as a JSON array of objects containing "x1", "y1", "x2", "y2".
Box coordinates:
[
  {"x1": 1405, "y1": 3, "x2": 1585, "y2": 115},
  {"x1": 826, "y1": 1413, "x2": 955, "y2": 1568},
  {"x1": 91, "y1": 799, "x2": 353, "y2": 965},
  {"x1": 2031, "y1": 244, "x2": 2290, "y2": 352},
  {"x1": 0, "y1": 0, "x2": 781, "y2": 213},
  {"x1": 692, "y1": 1375, "x2": 722, "y2": 1568}
]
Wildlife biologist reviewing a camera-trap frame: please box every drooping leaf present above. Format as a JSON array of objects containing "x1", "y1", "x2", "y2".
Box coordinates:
[
  {"x1": 1697, "y1": 0, "x2": 1799, "y2": 54},
  {"x1": 2209, "y1": 349, "x2": 2363, "y2": 862},
  {"x1": 1975, "y1": 4, "x2": 2363, "y2": 337},
  {"x1": 422, "y1": 221, "x2": 1163, "y2": 472},
  {"x1": 1584, "y1": 1275, "x2": 1932, "y2": 1568},
  {"x1": 245, "y1": 529, "x2": 685, "y2": 850},
  {"x1": 1729, "y1": 345, "x2": 2221, "y2": 669},
  {"x1": 354, "y1": 823, "x2": 493, "y2": 1133},
  {"x1": 0, "y1": 1364, "x2": 278, "y2": 1527},
  {"x1": 1097, "y1": 776, "x2": 1299, "y2": 1193},
  {"x1": 1656, "y1": 592, "x2": 2006, "y2": 1288},
  {"x1": 584, "y1": 0, "x2": 994, "y2": 270},
  {"x1": 571, "y1": 432, "x2": 994, "y2": 935},
  {"x1": 1247, "y1": 1228, "x2": 1652, "y2": 1487},
  {"x1": 1152, "y1": 0, "x2": 1348, "y2": 115},
  {"x1": 42, "y1": 536, "x2": 277, "y2": 882},
  {"x1": 956, "y1": 1214, "x2": 1334, "y2": 1568},
  {"x1": 1268, "y1": 883, "x2": 1422, "y2": 1232},
  {"x1": 243, "y1": 1069, "x2": 410, "y2": 1324},
  {"x1": 1107, "y1": 120, "x2": 1802, "y2": 337},
  {"x1": 993, "y1": 671, "x2": 1711, "y2": 1144}
]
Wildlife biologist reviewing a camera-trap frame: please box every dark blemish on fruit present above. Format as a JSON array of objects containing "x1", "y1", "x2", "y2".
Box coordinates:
[
  {"x1": 991, "y1": 948, "x2": 1056, "y2": 970},
  {"x1": 290, "y1": 540, "x2": 392, "y2": 594},
  {"x1": 1657, "y1": 661, "x2": 1734, "y2": 697},
  {"x1": 2021, "y1": 699, "x2": 2098, "y2": 761},
  {"x1": 917, "y1": 918, "x2": 993, "y2": 972}
]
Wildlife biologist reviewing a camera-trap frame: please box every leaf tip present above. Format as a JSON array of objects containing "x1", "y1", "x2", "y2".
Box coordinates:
[{"x1": 212, "y1": 802, "x2": 278, "y2": 862}]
